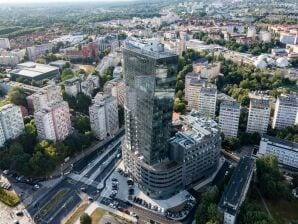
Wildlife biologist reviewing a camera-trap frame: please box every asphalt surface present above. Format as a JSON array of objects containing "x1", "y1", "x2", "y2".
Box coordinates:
[
  {"x1": 26, "y1": 135, "x2": 123, "y2": 224},
  {"x1": 72, "y1": 130, "x2": 124, "y2": 174},
  {"x1": 211, "y1": 161, "x2": 231, "y2": 186}
]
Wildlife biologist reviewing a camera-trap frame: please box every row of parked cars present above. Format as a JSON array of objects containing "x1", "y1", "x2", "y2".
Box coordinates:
[
  {"x1": 132, "y1": 196, "x2": 164, "y2": 213},
  {"x1": 109, "y1": 178, "x2": 119, "y2": 198},
  {"x1": 166, "y1": 195, "x2": 196, "y2": 220}
]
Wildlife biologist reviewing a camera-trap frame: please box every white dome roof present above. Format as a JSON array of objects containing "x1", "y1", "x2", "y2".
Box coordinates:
[
  {"x1": 257, "y1": 54, "x2": 268, "y2": 61},
  {"x1": 254, "y1": 59, "x2": 267, "y2": 69},
  {"x1": 266, "y1": 58, "x2": 275, "y2": 65},
  {"x1": 276, "y1": 57, "x2": 288, "y2": 67}
]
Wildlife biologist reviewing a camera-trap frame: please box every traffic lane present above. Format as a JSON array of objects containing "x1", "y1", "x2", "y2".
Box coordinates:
[
  {"x1": 72, "y1": 133, "x2": 124, "y2": 173},
  {"x1": 94, "y1": 156, "x2": 118, "y2": 182},
  {"x1": 84, "y1": 144, "x2": 121, "y2": 178},
  {"x1": 212, "y1": 160, "x2": 230, "y2": 186}
]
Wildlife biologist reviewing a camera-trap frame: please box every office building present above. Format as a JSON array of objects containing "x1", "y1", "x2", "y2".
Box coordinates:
[
  {"x1": 0, "y1": 104, "x2": 24, "y2": 147},
  {"x1": 34, "y1": 100, "x2": 71, "y2": 141},
  {"x1": 89, "y1": 94, "x2": 119, "y2": 140},
  {"x1": 219, "y1": 156, "x2": 254, "y2": 224},
  {"x1": 10, "y1": 62, "x2": 60, "y2": 83},
  {"x1": 247, "y1": 94, "x2": 270, "y2": 134},
  {"x1": 0, "y1": 38, "x2": 10, "y2": 49},
  {"x1": 272, "y1": 94, "x2": 298, "y2": 129},
  {"x1": 198, "y1": 86, "x2": 217, "y2": 118},
  {"x1": 169, "y1": 113, "x2": 221, "y2": 186},
  {"x1": 104, "y1": 78, "x2": 125, "y2": 106},
  {"x1": 122, "y1": 38, "x2": 220, "y2": 199},
  {"x1": 219, "y1": 100, "x2": 241, "y2": 138},
  {"x1": 259, "y1": 135, "x2": 298, "y2": 169}
]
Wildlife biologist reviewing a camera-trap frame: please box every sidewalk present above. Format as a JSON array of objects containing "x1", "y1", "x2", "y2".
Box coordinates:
[{"x1": 50, "y1": 128, "x2": 124, "y2": 178}]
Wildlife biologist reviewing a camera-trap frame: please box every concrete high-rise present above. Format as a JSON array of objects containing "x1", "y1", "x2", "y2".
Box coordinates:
[
  {"x1": 89, "y1": 93, "x2": 119, "y2": 140},
  {"x1": 247, "y1": 94, "x2": 270, "y2": 134},
  {"x1": 219, "y1": 100, "x2": 241, "y2": 138},
  {"x1": 272, "y1": 94, "x2": 298, "y2": 129},
  {"x1": 198, "y1": 86, "x2": 217, "y2": 118},
  {"x1": 0, "y1": 104, "x2": 24, "y2": 146}
]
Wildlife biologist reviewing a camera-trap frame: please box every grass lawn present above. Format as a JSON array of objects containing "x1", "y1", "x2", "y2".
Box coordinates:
[
  {"x1": 91, "y1": 208, "x2": 106, "y2": 224},
  {"x1": 64, "y1": 202, "x2": 89, "y2": 224},
  {"x1": 77, "y1": 64, "x2": 96, "y2": 74},
  {"x1": 265, "y1": 198, "x2": 298, "y2": 224},
  {"x1": 0, "y1": 188, "x2": 20, "y2": 207}
]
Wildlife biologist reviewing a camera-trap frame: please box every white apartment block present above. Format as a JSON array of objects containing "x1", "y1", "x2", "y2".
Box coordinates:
[
  {"x1": 185, "y1": 73, "x2": 206, "y2": 110},
  {"x1": 0, "y1": 38, "x2": 10, "y2": 49},
  {"x1": 34, "y1": 100, "x2": 71, "y2": 141},
  {"x1": 89, "y1": 94, "x2": 119, "y2": 140},
  {"x1": 27, "y1": 43, "x2": 53, "y2": 61},
  {"x1": 104, "y1": 78, "x2": 125, "y2": 106},
  {"x1": 0, "y1": 104, "x2": 24, "y2": 147},
  {"x1": 247, "y1": 94, "x2": 270, "y2": 134},
  {"x1": 219, "y1": 100, "x2": 241, "y2": 138},
  {"x1": 272, "y1": 94, "x2": 298, "y2": 129},
  {"x1": 193, "y1": 62, "x2": 221, "y2": 80},
  {"x1": 198, "y1": 86, "x2": 217, "y2": 118},
  {"x1": 259, "y1": 135, "x2": 298, "y2": 169},
  {"x1": 30, "y1": 85, "x2": 62, "y2": 112},
  {"x1": 81, "y1": 75, "x2": 100, "y2": 98},
  {"x1": 64, "y1": 76, "x2": 82, "y2": 97}
]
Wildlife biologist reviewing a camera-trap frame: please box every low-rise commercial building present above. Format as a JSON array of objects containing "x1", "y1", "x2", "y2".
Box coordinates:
[
  {"x1": 219, "y1": 156, "x2": 254, "y2": 224},
  {"x1": 10, "y1": 62, "x2": 60, "y2": 83},
  {"x1": 259, "y1": 135, "x2": 298, "y2": 169}
]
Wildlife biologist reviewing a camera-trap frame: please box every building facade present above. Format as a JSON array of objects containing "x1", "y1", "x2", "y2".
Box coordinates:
[
  {"x1": 104, "y1": 78, "x2": 125, "y2": 106},
  {"x1": 219, "y1": 156, "x2": 254, "y2": 224},
  {"x1": 0, "y1": 104, "x2": 24, "y2": 147},
  {"x1": 219, "y1": 100, "x2": 241, "y2": 138},
  {"x1": 198, "y1": 86, "x2": 217, "y2": 118},
  {"x1": 185, "y1": 73, "x2": 206, "y2": 110},
  {"x1": 34, "y1": 100, "x2": 71, "y2": 142},
  {"x1": 89, "y1": 94, "x2": 119, "y2": 140},
  {"x1": 259, "y1": 135, "x2": 298, "y2": 169},
  {"x1": 247, "y1": 94, "x2": 270, "y2": 134},
  {"x1": 122, "y1": 38, "x2": 220, "y2": 199},
  {"x1": 272, "y1": 94, "x2": 298, "y2": 129},
  {"x1": 27, "y1": 43, "x2": 53, "y2": 61}
]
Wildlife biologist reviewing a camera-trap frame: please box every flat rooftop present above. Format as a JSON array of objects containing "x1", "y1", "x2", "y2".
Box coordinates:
[
  {"x1": 219, "y1": 156, "x2": 254, "y2": 212},
  {"x1": 11, "y1": 62, "x2": 58, "y2": 78}
]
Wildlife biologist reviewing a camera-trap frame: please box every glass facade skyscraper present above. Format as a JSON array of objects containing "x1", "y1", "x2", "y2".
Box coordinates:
[{"x1": 123, "y1": 39, "x2": 178, "y2": 165}]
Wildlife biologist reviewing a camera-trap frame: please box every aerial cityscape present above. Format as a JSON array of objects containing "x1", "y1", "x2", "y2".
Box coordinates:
[{"x1": 0, "y1": 0, "x2": 297, "y2": 224}]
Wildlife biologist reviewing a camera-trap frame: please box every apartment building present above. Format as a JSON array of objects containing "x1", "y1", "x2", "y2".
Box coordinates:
[
  {"x1": 0, "y1": 38, "x2": 10, "y2": 49},
  {"x1": 26, "y1": 43, "x2": 53, "y2": 61},
  {"x1": 185, "y1": 73, "x2": 206, "y2": 110},
  {"x1": 272, "y1": 94, "x2": 298, "y2": 129},
  {"x1": 219, "y1": 100, "x2": 241, "y2": 138},
  {"x1": 89, "y1": 94, "x2": 119, "y2": 140},
  {"x1": 34, "y1": 100, "x2": 71, "y2": 142},
  {"x1": 198, "y1": 86, "x2": 217, "y2": 118},
  {"x1": 259, "y1": 135, "x2": 298, "y2": 169},
  {"x1": 104, "y1": 78, "x2": 125, "y2": 106},
  {"x1": 0, "y1": 104, "x2": 24, "y2": 147},
  {"x1": 246, "y1": 94, "x2": 270, "y2": 134}
]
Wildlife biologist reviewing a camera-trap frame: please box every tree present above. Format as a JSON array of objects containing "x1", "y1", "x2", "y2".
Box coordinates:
[
  {"x1": 7, "y1": 87, "x2": 27, "y2": 107},
  {"x1": 256, "y1": 155, "x2": 290, "y2": 199},
  {"x1": 238, "y1": 202, "x2": 275, "y2": 224},
  {"x1": 222, "y1": 137, "x2": 240, "y2": 151},
  {"x1": 76, "y1": 94, "x2": 92, "y2": 114},
  {"x1": 61, "y1": 68, "x2": 75, "y2": 81},
  {"x1": 195, "y1": 186, "x2": 221, "y2": 224},
  {"x1": 80, "y1": 213, "x2": 91, "y2": 224},
  {"x1": 74, "y1": 116, "x2": 91, "y2": 133}
]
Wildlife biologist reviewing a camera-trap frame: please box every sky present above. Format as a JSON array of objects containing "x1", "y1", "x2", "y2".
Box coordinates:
[{"x1": 0, "y1": 0, "x2": 133, "y2": 4}]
